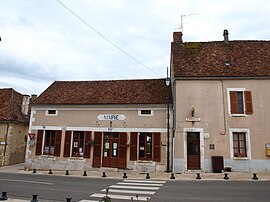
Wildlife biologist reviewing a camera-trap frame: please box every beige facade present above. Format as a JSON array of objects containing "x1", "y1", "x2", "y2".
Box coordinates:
[
  {"x1": 0, "y1": 122, "x2": 28, "y2": 166},
  {"x1": 26, "y1": 104, "x2": 170, "y2": 172},
  {"x1": 173, "y1": 79, "x2": 270, "y2": 172}
]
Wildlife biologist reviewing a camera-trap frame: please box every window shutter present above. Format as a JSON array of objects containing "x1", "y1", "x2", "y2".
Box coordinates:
[
  {"x1": 84, "y1": 131, "x2": 91, "y2": 158},
  {"x1": 92, "y1": 132, "x2": 102, "y2": 168},
  {"x1": 153, "y1": 132, "x2": 161, "y2": 162},
  {"x1": 54, "y1": 130, "x2": 62, "y2": 157},
  {"x1": 118, "y1": 132, "x2": 127, "y2": 169},
  {"x1": 245, "y1": 91, "x2": 253, "y2": 115},
  {"x1": 229, "y1": 91, "x2": 238, "y2": 114},
  {"x1": 130, "y1": 132, "x2": 138, "y2": 161},
  {"x1": 64, "y1": 131, "x2": 71, "y2": 157},
  {"x1": 35, "y1": 130, "x2": 43, "y2": 155}
]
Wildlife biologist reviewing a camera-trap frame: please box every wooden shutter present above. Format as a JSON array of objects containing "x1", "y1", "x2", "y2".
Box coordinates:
[
  {"x1": 118, "y1": 132, "x2": 127, "y2": 169},
  {"x1": 35, "y1": 130, "x2": 44, "y2": 155},
  {"x1": 92, "y1": 132, "x2": 102, "y2": 168},
  {"x1": 153, "y1": 132, "x2": 161, "y2": 162},
  {"x1": 54, "y1": 130, "x2": 62, "y2": 157},
  {"x1": 64, "y1": 131, "x2": 71, "y2": 157},
  {"x1": 229, "y1": 91, "x2": 238, "y2": 114},
  {"x1": 245, "y1": 91, "x2": 253, "y2": 115},
  {"x1": 84, "y1": 131, "x2": 91, "y2": 158},
  {"x1": 130, "y1": 132, "x2": 138, "y2": 161}
]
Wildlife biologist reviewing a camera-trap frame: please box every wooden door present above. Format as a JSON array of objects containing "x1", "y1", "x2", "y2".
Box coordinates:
[
  {"x1": 102, "y1": 132, "x2": 119, "y2": 168},
  {"x1": 187, "y1": 132, "x2": 200, "y2": 170}
]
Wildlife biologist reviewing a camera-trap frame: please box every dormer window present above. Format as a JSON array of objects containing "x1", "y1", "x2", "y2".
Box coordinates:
[{"x1": 46, "y1": 109, "x2": 58, "y2": 116}]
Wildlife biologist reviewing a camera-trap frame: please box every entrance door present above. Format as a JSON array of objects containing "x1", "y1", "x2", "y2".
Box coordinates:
[
  {"x1": 102, "y1": 132, "x2": 119, "y2": 168},
  {"x1": 187, "y1": 132, "x2": 200, "y2": 170}
]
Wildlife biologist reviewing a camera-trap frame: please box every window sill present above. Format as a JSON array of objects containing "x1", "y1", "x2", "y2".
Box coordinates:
[
  {"x1": 233, "y1": 157, "x2": 249, "y2": 160},
  {"x1": 230, "y1": 114, "x2": 248, "y2": 117},
  {"x1": 39, "y1": 155, "x2": 56, "y2": 160}
]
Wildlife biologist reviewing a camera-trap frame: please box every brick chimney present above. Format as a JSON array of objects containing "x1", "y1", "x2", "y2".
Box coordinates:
[
  {"x1": 223, "y1": 29, "x2": 229, "y2": 44},
  {"x1": 173, "y1": 32, "x2": 183, "y2": 43},
  {"x1": 21, "y1": 95, "x2": 30, "y2": 115}
]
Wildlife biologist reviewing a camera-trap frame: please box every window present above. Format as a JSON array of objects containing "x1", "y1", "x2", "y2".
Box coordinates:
[
  {"x1": 229, "y1": 128, "x2": 250, "y2": 159},
  {"x1": 138, "y1": 109, "x2": 154, "y2": 116},
  {"x1": 228, "y1": 89, "x2": 253, "y2": 115},
  {"x1": 45, "y1": 109, "x2": 58, "y2": 116},
  {"x1": 139, "y1": 133, "x2": 152, "y2": 160},
  {"x1": 44, "y1": 131, "x2": 56, "y2": 155},
  {"x1": 233, "y1": 132, "x2": 247, "y2": 158},
  {"x1": 72, "y1": 131, "x2": 85, "y2": 157}
]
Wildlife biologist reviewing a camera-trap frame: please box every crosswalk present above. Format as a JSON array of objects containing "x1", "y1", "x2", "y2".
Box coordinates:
[{"x1": 80, "y1": 179, "x2": 166, "y2": 201}]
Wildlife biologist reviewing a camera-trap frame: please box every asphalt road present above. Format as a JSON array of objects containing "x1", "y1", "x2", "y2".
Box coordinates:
[{"x1": 0, "y1": 172, "x2": 269, "y2": 201}]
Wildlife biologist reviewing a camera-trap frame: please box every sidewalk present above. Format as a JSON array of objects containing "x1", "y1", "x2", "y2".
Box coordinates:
[{"x1": 1, "y1": 163, "x2": 270, "y2": 181}]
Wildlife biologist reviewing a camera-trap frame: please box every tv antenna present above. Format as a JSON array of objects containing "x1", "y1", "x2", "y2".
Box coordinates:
[{"x1": 180, "y1": 13, "x2": 198, "y2": 33}]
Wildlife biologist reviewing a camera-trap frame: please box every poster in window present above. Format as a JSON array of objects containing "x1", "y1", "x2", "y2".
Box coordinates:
[
  {"x1": 74, "y1": 142, "x2": 78, "y2": 148},
  {"x1": 105, "y1": 142, "x2": 110, "y2": 149},
  {"x1": 140, "y1": 146, "x2": 145, "y2": 150},
  {"x1": 113, "y1": 149, "x2": 117, "y2": 157},
  {"x1": 104, "y1": 151, "x2": 108, "y2": 157},
  {"x1": 113, "y1": 142, "x2": 118, "y2": 149}
]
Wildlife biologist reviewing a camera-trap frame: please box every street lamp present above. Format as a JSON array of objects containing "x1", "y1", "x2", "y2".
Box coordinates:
[{"x1": 165, "y1": 76, "x2": 170, "y2": 173}]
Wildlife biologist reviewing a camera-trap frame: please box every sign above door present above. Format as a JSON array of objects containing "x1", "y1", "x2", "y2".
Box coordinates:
[{"x1": 97, "y1": 114, "x2": 126, "y2": 121}]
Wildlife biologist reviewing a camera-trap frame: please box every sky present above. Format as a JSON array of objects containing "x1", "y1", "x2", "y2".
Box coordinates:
[{"x1": 0, "y1": 0, "x2": 270, "y2": 95}]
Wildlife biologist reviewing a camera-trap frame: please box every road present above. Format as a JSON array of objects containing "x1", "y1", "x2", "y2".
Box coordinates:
[{"x1": 0, "y1": 172, "x2": 269, "y2": 201}]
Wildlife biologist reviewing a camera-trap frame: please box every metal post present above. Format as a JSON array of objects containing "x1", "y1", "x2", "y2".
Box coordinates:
[{"x1": 165, "y1": 76, "x2": 170, "y2": 173}]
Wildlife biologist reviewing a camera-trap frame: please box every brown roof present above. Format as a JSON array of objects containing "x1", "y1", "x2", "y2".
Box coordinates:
[
  {"x1": 0, "y1": 88, "x2": 29, "y2": 123},
  {"x1": 171, "y1": 38, "x2": 270, "y2": 78},
  {"x1": 33, "y1": 79, "x2": 170, "y2": 105}
]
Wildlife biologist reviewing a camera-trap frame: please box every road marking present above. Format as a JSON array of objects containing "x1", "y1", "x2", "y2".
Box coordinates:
[
  {"x1": 123, "y1": 179, "x2": 166, "y2": 184},
  {"x1": 110, "y1": 185, "x2": 160, "y2": 190},
  {"x1": 0, "y1": 178, "x2": 53, "y2": 185},
  {"x1": 101, "y1": 188, "x2": 155, "y2": 195},
  {"x1": 78, "y1": 200, "x2": 99, "y2": 202},
  {"x1": 117, "y1": 182, "x2": 163, "y2": 186},
  {"x1": 90, "y1": 193, "x2": 150, "y2": 201}
]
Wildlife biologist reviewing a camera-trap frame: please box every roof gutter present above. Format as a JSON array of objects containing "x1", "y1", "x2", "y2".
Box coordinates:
[{"x1": 174, "y1": 76, "x2": 270, "y2": 80}]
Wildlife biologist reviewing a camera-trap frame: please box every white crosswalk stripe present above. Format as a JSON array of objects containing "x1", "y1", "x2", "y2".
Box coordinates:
[{"x1": 84, "y1": 179, "x2": 166, "y2": 201}]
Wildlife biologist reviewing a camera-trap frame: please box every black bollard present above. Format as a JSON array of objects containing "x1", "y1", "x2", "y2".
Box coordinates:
[
  {"x1": 66, "y1": 198, "x2": 72, "y2": 202},
  {"x1": 31, "y1": 194, "x2": 38, "y2": 202},
  {"x1": 252, "y1": 173, "x2": 258, "y2": 180},
  {"x1": 196, "y1": 173, "x2": 201, "y2": 180},
  {"x1": 145, "y1": 173, "x2": 150, "y2": 179},
  {"x1": 65, "y1": 170, "x2": 69, "y2": 175},
  {"x1": 48, "y1": 169, "x2": 53, "y2": 174},
  {"x1": 83, "y1": 171, "x2": 87, "y2": 176},
  {"x1": 0, "y1": 192, "x2": 8, "y2": 200},
  {"x1": 123, "y1": 173, "x2": 127, "y2": 178},
  {"x1": 170, "y1": 173, "x2": 175, "y2": 179},
  {"x1": 102, "y1": 172, "x2": 107, "y2": 177},
  {"x1": 32, "y1": 169, "x2": 37, "y2": 174},
  {"x1": 224, "y1": 173, "x2": 229, "y2": 180}
]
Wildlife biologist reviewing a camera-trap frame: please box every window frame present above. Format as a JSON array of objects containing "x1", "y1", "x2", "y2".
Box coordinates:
[
  {"x1": 138, "y1": 109, "x2": 154, "y2": 117},
  {"x1": 227, "y1": 88, "x2": 253, "y2": 116},
  {"x1": 45, "y1": 109, "x2": 58, "y2": 116},
  {"x1": 43, "y1": 130, "x2": 56, "y2": 155},
  {"x1": 138, "y1": 133, "x2": 153, "y2": 160},
  {"x1": 72, "y1": 131, "x2": 85, "y2": 157},
  {"x1": 229, "y1": 128, "x2": 251, "y2": 159}
]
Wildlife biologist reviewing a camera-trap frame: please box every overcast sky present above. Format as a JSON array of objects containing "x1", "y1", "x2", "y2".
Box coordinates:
[{"x1": 0, "y1": 0, "x2": 270, "y2": 95}]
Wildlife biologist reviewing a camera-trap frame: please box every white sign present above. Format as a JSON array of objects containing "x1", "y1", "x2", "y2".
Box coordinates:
[{"x1": 97, "y1": 114, "x2": 126, "y2": 121}]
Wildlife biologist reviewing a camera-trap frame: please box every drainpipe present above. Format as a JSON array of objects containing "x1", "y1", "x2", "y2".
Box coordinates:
[{"x1": 2, "y1": 123, "x2": 10, "y2": 167}]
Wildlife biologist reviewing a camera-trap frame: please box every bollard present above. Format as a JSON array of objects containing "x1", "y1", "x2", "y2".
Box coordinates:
[
  {"x1": 0, "y1": 192, "x2": 8, "y2": 200},
  {"x1": 145, "y1": 173, "x2": 150, "y2": 179},
  {"x1": 48, "y1": 169, "x2": 53, "y2": 174},
  {"x1": 83, "y1": 171, "x2": 87, "y2": 176},
  {"x1": 32, "y1": 169, "x2": 37, "y2": 174},
  {"x1": 102, "y1": 172, "x2": 107, "y2": 177},
  {"x1": 66, "y1": 198, "x2": 72, "y2": 202},
  {"x1": 65, "y1": 170, "x2": 69, "y2": 176},
  {"x1": 170, "y1": 173, "x2": 175, "y2": 179},
  {"x1": 252, "y1": 173, "x2": 258, "y2": 180},
  {"x1": 196, "y1": 173, "x2": 201, "y2": 180},
  {"x1": 131, "y1": 196, "x2": 133, "y2": 202},
  {"x1": 224, "y1": 173, "x2": 229, "y2": 180},
  {"x1": 31, "y1": 194, "x2": 38, "y2": 202},
  {"x1": 123, "y1": 173, "x2": 127, "y2": 178},
  {"x1": 146, "y1": 197, "x2": 150, "y2": 202}
]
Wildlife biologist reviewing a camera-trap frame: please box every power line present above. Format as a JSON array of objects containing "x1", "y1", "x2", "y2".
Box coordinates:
[{"x1": 56, "y1": 0, "x2": 163, "y2": 77}]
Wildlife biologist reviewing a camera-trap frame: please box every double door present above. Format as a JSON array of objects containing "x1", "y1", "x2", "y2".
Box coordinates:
[{"x1": 102, "y1": 132, "x2": 119, "y2": 168}]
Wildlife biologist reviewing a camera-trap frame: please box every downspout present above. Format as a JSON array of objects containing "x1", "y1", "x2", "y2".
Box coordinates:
[
  {"x1": 2, "y1": 123, "x2": 10, "y2": 167},
  {"x1": 220, "y1": 80, "x2": 227, "y2": 135}
]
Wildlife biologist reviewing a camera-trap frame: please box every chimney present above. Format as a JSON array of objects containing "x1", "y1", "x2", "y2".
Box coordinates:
[
  {"x1": 173, "y1": 32, "x2": 183, "y2": 43},
  {"x1": 21, "y1": 95, "x2": 30, "y2": 115},
  {"x1": 223, "y1": 29, "x2": 229, "y2": 44}
]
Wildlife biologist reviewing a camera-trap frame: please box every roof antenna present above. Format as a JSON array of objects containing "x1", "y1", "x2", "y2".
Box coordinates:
[{"x1": 180, "y1": 13, "x2": 198, "y2": 33}]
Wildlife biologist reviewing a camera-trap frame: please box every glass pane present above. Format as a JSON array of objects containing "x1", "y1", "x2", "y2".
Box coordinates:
[
  {"x1": 237, "y1": 92, "x2": 244, "y2": 113},
  {"x1": 113, "y1": 133, "x2": 118, "y2": 138}
]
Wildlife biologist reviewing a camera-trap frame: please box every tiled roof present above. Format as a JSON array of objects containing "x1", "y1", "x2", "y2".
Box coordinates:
[
  {"x1": 33, "y1": 79, "x2": 170, "y2": 105},
  {"x1": 171, "y1": 39, "x2": 270, "y2": 78},
  {"x1": 0, "y1": 88, "x2": 29, "y2": 123}
]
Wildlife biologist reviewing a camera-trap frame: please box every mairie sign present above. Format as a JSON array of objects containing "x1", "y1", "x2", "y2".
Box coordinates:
[{"x1": 97, "y1": 114, "x2": 126, "y2": 121}]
